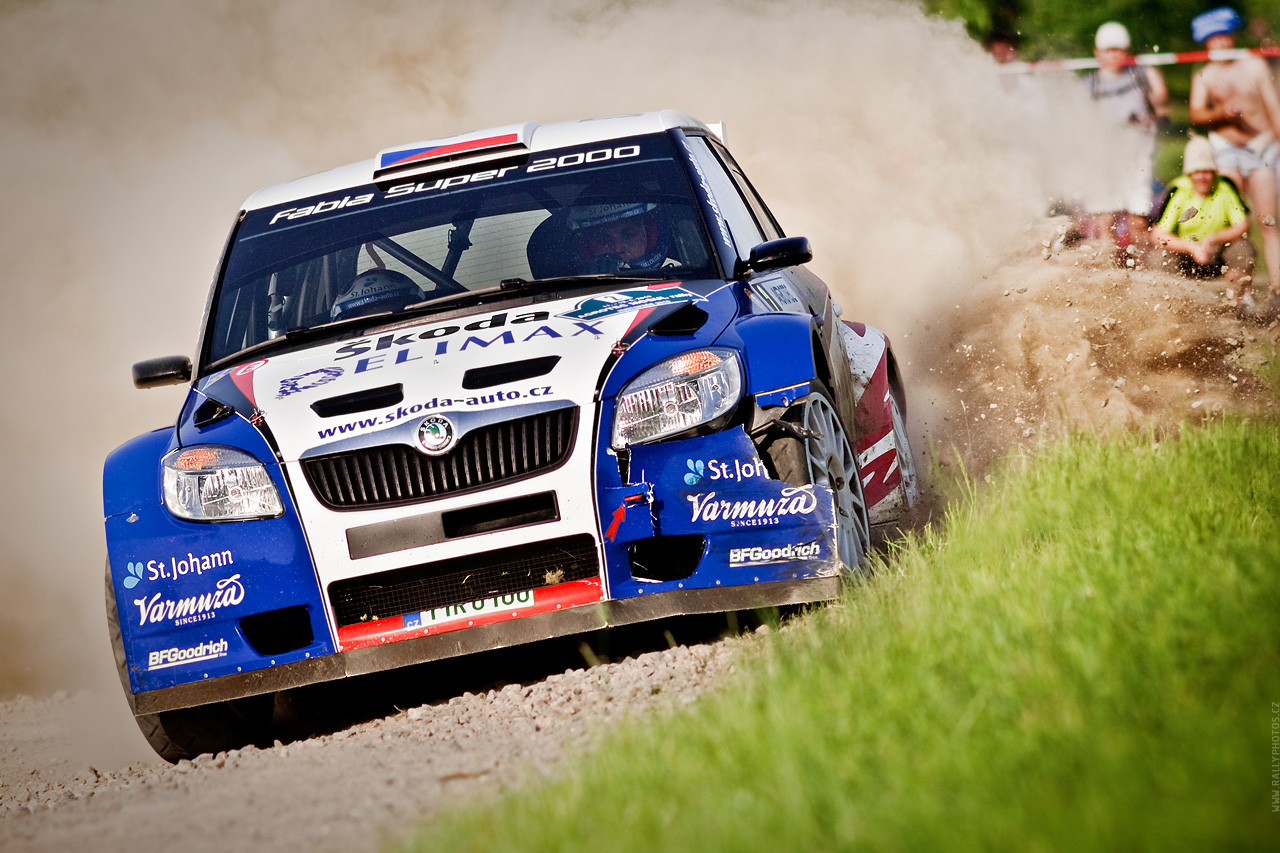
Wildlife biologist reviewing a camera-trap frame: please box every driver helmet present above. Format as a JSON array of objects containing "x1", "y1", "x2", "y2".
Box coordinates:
[
  {"x1": 568, "y1": 202, "x2": 671, "y2": 272},
  {"x1": 331, "y1": 268, "x2": 425, "y2": 321}
]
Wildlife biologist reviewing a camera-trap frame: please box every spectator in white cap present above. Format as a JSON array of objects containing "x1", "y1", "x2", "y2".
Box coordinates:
[
  {"x1": 1081, "y1": 21, "x2": 1169, "y2": 263},
  {"x1": 1190, "y1": 6, "x2": 1280, "y2": 298},
  {"x1": 1151, "y1": 136, "x2": 1256, "y2": 311}
]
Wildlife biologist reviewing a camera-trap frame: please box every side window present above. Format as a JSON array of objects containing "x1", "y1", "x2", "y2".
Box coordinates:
[
  {"x1": 710, "y1": 139, "x2": 784, "y2": 241},
  {"x1": 684, "y1": 136, "x2": 764, "y2": 257}
]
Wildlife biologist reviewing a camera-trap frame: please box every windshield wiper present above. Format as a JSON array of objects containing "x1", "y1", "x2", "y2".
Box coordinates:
[
  {"x1": 498, "y1": 273, "x2": 672, "y2": 290},
  {"x1": 398, "y1": 274, "x2": 673, "y2": 316},
  {"x1": 207, "y1": 313, "x2": 396, "y2": 372}
]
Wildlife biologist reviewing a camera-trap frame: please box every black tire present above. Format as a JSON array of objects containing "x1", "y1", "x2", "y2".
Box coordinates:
[
  {"x1": 134, "y1": 698, "x2": 273, "y2": 763},
  {"x1": 106, "y1": 562, "x2": 273, "y2": 763},
  {"x1": 761, "y1": 383, "x2": 871, "y2": 573}
]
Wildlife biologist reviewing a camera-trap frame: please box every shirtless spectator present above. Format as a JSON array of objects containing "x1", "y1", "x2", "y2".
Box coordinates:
[
  {"x1": 1082, "y1": 22, "x2": 1169, "y2": 261},
  {"x1": 1151, "y1": 136, "x2": 1254, "y2": 297},
  {"x1": 1189, "y1": 6, "x2": 1280, "y2": 299}
]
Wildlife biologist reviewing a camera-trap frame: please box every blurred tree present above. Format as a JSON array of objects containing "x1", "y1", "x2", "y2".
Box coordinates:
[
  {"x1": 923, "y1": 0, "x2": 998, "y2": 34},
  {"x1": 919, "y1": 0, "x2": 1278, "y2": 58}
]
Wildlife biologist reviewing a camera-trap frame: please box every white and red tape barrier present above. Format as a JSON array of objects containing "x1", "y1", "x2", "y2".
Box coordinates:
[{"x1": 1001, "y1": 46, "x2": 1280, "y2": 74}]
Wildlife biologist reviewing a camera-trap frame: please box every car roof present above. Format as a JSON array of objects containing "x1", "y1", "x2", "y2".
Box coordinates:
[{"x1": 241, "y1": 110, "x2": 719, "y2": 211}]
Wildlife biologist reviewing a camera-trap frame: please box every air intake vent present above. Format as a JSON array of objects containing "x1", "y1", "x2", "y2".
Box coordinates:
[
  {"x1": 442, "y1": 491, "x2": 559, "y2": 538},
  {"x1": 629, "y1": 535, "x2": 705, "y2": 582},
  {"x1": 239, "y1": 605, "x2": 314, "y2": 656},
  {"x1": 328, "y1": 534, "x2": 599, "y2": 627},
  {"x1": 302, "y1": 406, "x2": 578, "y2": 510},
  {"x1": 462, "y1": 356, "x2": 560, "y2": 390},
  {"x1": 194, "y1": 397, "x2": 235, "y2": 428},
  {"x1": 648, "y1": 302, "x2": 708, "y2": 336},
  {"x1": 311, "y1": 384, "x2": 404, "y2": 418}
]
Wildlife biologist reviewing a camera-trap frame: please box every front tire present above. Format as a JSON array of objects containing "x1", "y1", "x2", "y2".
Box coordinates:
[
  {"x1": 106, "y1": 562, "x2": 273, "y2": 763},
  {"x1": 134, "y1": 697, "x2": 274, "y2": 763},
  {"x1": 762, "y1": 385, "x2": 871, "y2": 573}
]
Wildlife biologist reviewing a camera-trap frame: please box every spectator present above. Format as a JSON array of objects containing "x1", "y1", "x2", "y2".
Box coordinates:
[
  {"x1": 1081, "y1": 21, "x2": 1170, "y2": 261},
  {"x1": 1189, "y1": 6, "x2": 1280, "y2": 298},
  {"x1": 1151, "y1": 136, "x2": 1255, "y2": 301},
  {"x1": 983, "y1": 29, "x2": 1022, "y2": 65},
  {"x1": 984, "y1": 28, "x2": 1050, "y2": 117}
]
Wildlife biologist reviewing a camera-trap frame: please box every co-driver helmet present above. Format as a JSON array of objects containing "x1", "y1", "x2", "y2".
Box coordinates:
[{"x1": 331, "y1": 268, "x2": 425, "y2": 321}]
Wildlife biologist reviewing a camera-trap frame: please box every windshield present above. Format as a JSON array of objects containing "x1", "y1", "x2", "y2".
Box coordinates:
[{"x1": 205, "y1": 132, "x2": 716, "y2": 368}]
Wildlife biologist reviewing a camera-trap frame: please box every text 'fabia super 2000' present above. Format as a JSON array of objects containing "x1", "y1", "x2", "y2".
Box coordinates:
[{"x1": 104, "y1": 111, "x2": 917, "y2": 761}]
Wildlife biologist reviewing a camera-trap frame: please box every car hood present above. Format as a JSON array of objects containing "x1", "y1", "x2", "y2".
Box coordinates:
[{"x1": 191, "y1": 281, "x2": 734, "y2": 463}]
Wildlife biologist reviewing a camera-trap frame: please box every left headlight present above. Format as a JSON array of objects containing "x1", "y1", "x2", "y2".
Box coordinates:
[
  {"x1": 612, "y1": 348, "x2": 743, "y2": 447},
  {"x1": 162, "y1": 446, "x2": 284, "y2": 522}
]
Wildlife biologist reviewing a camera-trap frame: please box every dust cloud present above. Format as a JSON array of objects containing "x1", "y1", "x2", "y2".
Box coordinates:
[{"x1": 0, "y1": 0, "x2": 1120, "y2": 732}]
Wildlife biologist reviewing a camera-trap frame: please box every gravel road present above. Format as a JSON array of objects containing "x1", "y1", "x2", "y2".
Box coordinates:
[{"x1": 0, "y1": 620, "x2": 755, "y2": 852}]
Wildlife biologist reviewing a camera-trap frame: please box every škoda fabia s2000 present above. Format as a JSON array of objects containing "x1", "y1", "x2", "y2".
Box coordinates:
[{"x1": 105, "y1": 111, "x2": 917, "y2": 760}]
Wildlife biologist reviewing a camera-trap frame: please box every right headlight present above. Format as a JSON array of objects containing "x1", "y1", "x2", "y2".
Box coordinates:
[
  {"x1": 162, "y1": 445, "x2": 284, "y2": 522},
  {"x1": 612, "y1": 348, "x2": 743, "y2": 447}
]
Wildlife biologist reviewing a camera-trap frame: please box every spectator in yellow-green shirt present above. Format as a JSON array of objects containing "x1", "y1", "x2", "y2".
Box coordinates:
[{"x1": 1152, "y1": 135, "x2": 1254, "y2": 294}]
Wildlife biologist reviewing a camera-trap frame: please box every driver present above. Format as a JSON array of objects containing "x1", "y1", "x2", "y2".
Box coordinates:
[{"x1": 568, "y1": 203, "x2": 679, "y2": 273}]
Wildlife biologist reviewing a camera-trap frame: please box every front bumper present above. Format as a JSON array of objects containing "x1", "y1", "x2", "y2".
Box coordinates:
[
  {"x1": 113, "y1": 409, "x2": 844, "y2": 715},
  {"x1": 131, "y1": 575, "x2": 839, "y2": 715}
]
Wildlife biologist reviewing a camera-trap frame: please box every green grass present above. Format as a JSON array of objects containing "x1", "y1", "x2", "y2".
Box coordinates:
[
  {"x1": 403, "y1": 419, "x2": 1280, "y2": 851},
  {"x1": 1255, "y1": 343, "x2": 1280, "y2": 399}
]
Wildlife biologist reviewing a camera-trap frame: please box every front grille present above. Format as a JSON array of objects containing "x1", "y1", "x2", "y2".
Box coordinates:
[
  {"x1": 329, "y1": 534, "x2": 599, "y2": 627},
  {"x1": 302, "y1": 406, "x2": 577, "y2": 510}
]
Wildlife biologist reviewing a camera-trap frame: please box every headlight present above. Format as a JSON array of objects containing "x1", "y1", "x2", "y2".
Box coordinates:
[
  {"x1": 612, "y1": 348, "x2": 743, "y2": 447},
  {"x1": 162, "y1": 446, "x2": 284, "y2": 522}
]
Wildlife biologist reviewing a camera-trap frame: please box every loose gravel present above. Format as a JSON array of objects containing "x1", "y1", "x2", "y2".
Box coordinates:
[{"x1": 0, "y1": 631, "x2": 753, "y2": 852}]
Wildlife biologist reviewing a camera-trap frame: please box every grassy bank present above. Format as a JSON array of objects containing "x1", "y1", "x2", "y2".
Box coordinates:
[{"x1": 406, "y1": 419, "x2": 1280, "y2": 851}]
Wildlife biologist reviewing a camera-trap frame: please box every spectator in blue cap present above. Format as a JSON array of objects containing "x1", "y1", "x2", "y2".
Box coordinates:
[
  {"x1": 1190, "y1": 6, "x2": 1280, "y2": 298},
  {"x1": 1192, "y1": 7, "x2": 1245, "y2": 44}
]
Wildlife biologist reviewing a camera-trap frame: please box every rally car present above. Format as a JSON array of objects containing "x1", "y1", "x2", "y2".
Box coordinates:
[{"x1": 104, "y1": 111, "x2": 917, "y2": 761}]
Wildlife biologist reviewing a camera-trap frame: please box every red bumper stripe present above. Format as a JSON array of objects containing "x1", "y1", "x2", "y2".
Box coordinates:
[{"x1": 336, "y1": 578, "x2": 604, "y2": 651}]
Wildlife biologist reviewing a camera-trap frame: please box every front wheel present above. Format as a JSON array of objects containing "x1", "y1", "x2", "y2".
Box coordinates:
[
  {"x1": 135, "y1": 698, "x2": 274, "y2": 763},
  {"x1": 763, "y1": 385, "x2": 871, "y2": 573},
  {"x1": 106, "y1": 562, "x2": 273, "y2": 763}
]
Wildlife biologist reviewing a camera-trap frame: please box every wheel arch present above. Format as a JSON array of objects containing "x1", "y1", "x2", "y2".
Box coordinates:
[
  {"x1": 884, "y1": 343, "x2": 908, "y2": 418},
  {"x1": 725, "y1": 312, "x2": 818, "y2": 395},
  {"x1": 811, "y1": 328, "x2": 833, "y2": 393}
]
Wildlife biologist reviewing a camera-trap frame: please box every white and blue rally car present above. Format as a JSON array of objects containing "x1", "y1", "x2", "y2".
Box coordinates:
[{"x1": 104, "y1": 111, "x2": 917, "y2": 761}]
